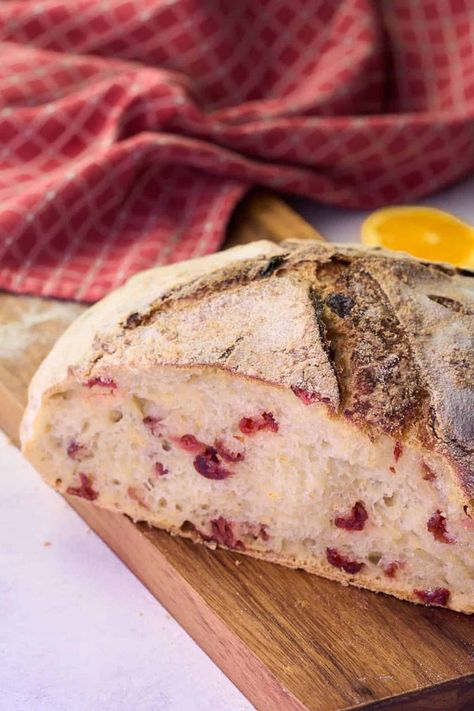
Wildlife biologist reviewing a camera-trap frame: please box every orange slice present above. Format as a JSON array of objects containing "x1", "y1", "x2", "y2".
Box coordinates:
[{"x1": 361, "y1": 206, "x2": 474, "y2": 268}]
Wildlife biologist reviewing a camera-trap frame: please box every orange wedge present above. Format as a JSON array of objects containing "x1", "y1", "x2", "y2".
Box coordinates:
[{"x1": 361, "y1": 206, "x2": 474, "y2": 268}]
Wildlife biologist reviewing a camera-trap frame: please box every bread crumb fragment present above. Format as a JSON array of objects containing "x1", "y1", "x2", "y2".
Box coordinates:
[{"x1": 295, "y1": 599, "x2": 310, "y2": 609}]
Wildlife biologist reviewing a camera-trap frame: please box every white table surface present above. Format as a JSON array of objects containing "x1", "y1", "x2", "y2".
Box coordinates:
[{"x1": 1, "y1": 172, "x2": 473, "y2": 711}]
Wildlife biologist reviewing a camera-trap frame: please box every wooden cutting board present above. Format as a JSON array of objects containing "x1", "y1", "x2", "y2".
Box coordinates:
[{"x1": 1, "y1": 191, "x2": 473, "y2": 711}]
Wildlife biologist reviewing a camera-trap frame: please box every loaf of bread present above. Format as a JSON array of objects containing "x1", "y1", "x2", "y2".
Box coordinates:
[{"x1": 21, "y1": 240, "x2": 474, "y2": 613}]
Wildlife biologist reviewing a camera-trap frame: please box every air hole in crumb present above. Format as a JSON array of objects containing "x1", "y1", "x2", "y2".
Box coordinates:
[
  {"x1": 383, "y1": 494, "x2": 396, "y2": 507},
  {"x1": 112, "y1": 479, "x2": 121, "y2": 485},
  {"x1": 159, "y1": 497, "x2": 167, "y2": 507},
  {"x1": 132, "y1": 395, "x2": 157, "y2": 416},
  {"x1": 368, "y1": 552, "x2": 382, "y2": 565},
  {"x1": 109, "y1": 410, "x2": 123, "y2": 423},
  {"x1": 81, "y1": 420, "x2": 90, "y2": 433},
  {"x1": 161, "y1": 440, "x2": 171, "y2": 452},
  {"x1": 50, "y1": 391, "x2": 71, "y2": 401},
  {"x1": 55, "y1": 478, "x2": 62, "y2": 486},
  {"x1": 132, "y1": 395, "x2": 147, "y2": 414},
  {"x1": 175, "y1": 504, "x2": 182, "y2": 512},
  {"x1": 200, "y1": 503, "x2": 209, "y2": 511},
  {"x1": 180, "y1": 520, "x2": 195, "y2": 533}
]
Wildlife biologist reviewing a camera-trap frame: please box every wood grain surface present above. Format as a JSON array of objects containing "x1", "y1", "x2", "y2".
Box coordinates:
[{"x1": 1, "y1": 191, "x2": 473, "y2": 711}]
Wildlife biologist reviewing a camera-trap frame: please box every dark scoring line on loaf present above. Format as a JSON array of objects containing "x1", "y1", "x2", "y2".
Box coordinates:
[
  {"x1": 83, "y1": 238, "x2": 474, "y2": 502},
  {"x1": 121, "y1": 254, "x2": 289, "y2": 331}
]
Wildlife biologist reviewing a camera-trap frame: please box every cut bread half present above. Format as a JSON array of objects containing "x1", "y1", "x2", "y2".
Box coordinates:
[{"x1": 21, "y1": 240, "x2": 474, "y2": 613}]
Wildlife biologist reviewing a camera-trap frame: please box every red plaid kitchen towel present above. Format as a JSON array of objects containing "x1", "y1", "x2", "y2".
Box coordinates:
[{"x1": 0, "y1": 0, "x2": 473, "y2": 301}]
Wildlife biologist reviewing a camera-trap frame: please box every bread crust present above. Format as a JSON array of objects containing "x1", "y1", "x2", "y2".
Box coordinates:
[
  {"x1": 22, "y1": 240, "x2": 474, "y2": 505},
  {"x1": 130, "y1": 515, "x2": 473, "y2": 615}
]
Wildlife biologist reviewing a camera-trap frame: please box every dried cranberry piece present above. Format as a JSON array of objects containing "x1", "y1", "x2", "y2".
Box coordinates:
[
  {"x1": 127, "y1": 486, "x2": 149, "y2": 509},
  {"x1": 67, "y1": 440, "x2": 87, "y2": 461},
  {"x1": 210, "y1": 517, "x2": 244, "y2": 550},
  {"x1": 66, "y1": 473, "x2": 98, "y2": 501},
  {"x1": 326, "y1": 547, "x2": 363, "y2": 574},
  {"x1": 261, "y1": 412, "x2": 278, "y2": 432},
  {"x1": 421, "y1": 460, "x2": 436, "y2": 481},
  {"x1": 143, "y1": 416, "x2": 163, "y2": 437},
  {"x1": 239, "y1": 417, "x2": 258, "y2": 435},
  {"x1": 193, "y1": 447, "x2": 232, "y2": 480},
  {"x1": 176, "y1": 434, "x2": 206, "y2": 453},
  {"x1": 335, "y1": 501, "x2": 368, "y2": 531},
  {"x1": 252, "y1": 523, "x2": 269, "y2": 541},
  {"x1": 413, "y1": 588, "x2": 450, "y2": 606},
  {"x1": 239, "y1": 411, "x2": 279, "y2": 435},
  {"x1": 291, "y1": 386, "x2": 318, "y2": 405},
  {"x1": 84, "y1": 376, "x2": 117, "y2": 390},
  {"x1": 427, "y1": 510, "x2": 454, "y2": 544},
  {"x1": 214, "y1": 439, "x2": 245, "y2": 462},
  {"x1": 393, "y1": 441, "x2": 403, "y2": 462},
  {"x1": 384, "y1": 561, "x2": 400, "y2": 578},
  {"x1": 154, "y1": 462, "x2": 168, "y2": 477},
  {"x1": 258, "y1": 524, "x2": 269, "y2": 541}
]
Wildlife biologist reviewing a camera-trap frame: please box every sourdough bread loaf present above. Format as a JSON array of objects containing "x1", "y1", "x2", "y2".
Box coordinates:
[{"x1": 21, "y1": 240, "x2": 474, "y2": 613}]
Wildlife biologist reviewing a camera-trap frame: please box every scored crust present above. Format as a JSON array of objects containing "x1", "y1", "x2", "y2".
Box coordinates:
[
  {"x1": 21, "y1": 239, "x2": 474, "y2": 613},
  {"x1": 23, "y1": 239, "x2": 474, "y2": 506}
]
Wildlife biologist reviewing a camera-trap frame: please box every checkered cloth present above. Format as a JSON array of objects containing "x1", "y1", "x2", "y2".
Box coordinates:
[{"x1": 0, "y1": 0, "x2": 473, "y2": 301}]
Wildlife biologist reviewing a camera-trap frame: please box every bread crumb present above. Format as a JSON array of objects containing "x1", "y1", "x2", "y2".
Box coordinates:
[
  {"x1": 43, "y1": 541, "x2": 52, "y2": 547},
  {"x1": 267, "y1": 491, "x2": 281, "y2": 500},
  {"x1": 295, "y1": 599, "x2": 310, "y2": 609},
  {"x1": 234, "y1": 559, "x2": 242, "y2": 566}
]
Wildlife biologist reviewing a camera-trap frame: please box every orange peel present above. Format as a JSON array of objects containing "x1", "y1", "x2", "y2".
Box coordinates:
[{"x1": 361, "y1": 206, "x2": 474, "y2": 268}]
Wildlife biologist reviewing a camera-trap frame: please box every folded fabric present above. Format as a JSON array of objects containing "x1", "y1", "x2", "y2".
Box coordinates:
[{"x1": 0, "y1": 0, "x2": 472, "y2": 301}]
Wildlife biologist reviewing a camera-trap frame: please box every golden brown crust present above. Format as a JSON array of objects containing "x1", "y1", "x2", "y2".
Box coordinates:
[
  {"x1": 161, "y1": 521, "x2": 473, "y2": 615},
  {"x1": 23, "y1": 239, "x2": 474, "y2": 503},
  {"x1": 312, "y1": 256, "x2": 425, "y2": 437},
  {"x1": 112, "y1": 240, "x2": 474, "y2": 501}
]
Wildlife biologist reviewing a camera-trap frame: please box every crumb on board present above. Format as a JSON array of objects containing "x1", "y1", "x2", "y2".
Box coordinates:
[
  {"x1": 295, "y1": 598, "x2": 310, "y2": 609},
  {"x1": 43, "y1": 541, "x2": 52, "y2": 547}
]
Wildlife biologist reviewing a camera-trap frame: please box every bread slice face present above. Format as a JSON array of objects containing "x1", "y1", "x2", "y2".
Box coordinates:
[{"x1": 21, "y1": 240, "x2": 474, "y2": 613}]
